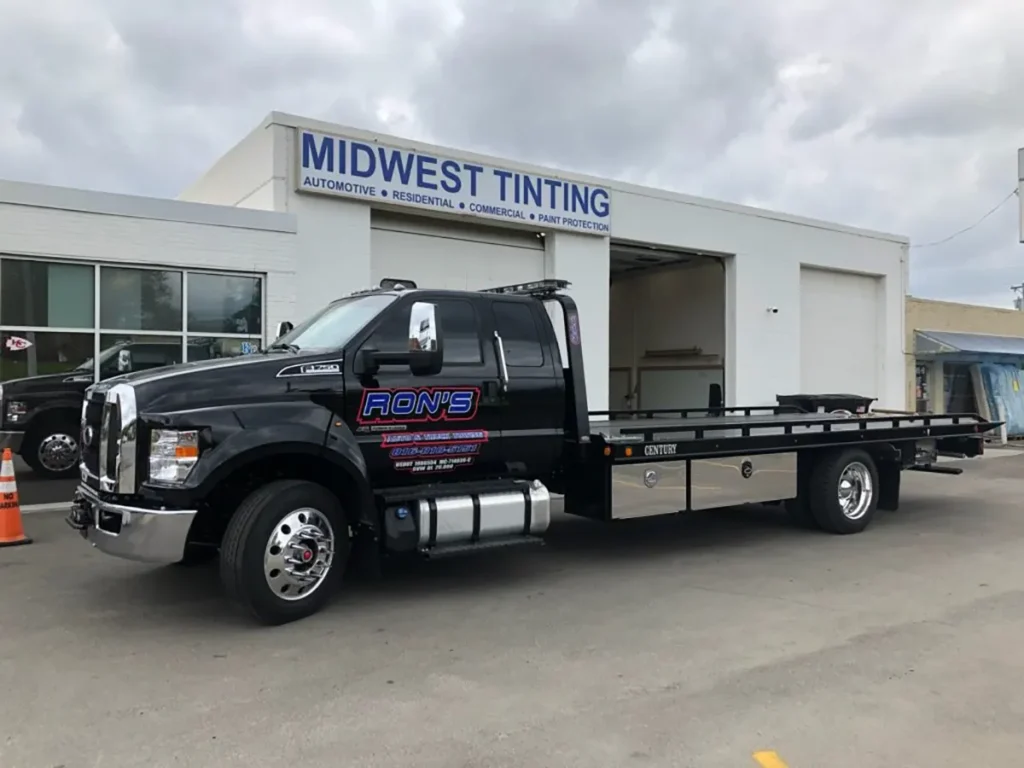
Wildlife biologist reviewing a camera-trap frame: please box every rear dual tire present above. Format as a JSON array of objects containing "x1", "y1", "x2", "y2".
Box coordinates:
[
  {"x1": 220, "y1": 480, "x2": 351, "y2": 626},
  {"x1": 785, "y1": 448, "x2": 879, "y2": 534}
]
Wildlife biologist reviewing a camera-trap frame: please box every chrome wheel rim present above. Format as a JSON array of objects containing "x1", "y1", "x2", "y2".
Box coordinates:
[
  {"x1": 838, "y1": 461, "x2": 873, "y2": 520},
  {"x1": 263, "y1": 508, "x2": 336, "y2": 601},
  {"x1": 37, "y1": 433, "x2": 79, "y2": 473}
]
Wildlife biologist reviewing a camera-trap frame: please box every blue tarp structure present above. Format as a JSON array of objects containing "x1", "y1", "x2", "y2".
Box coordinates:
[
  {"x1": 976, "y1": 363, "x2": 1024, "y2": 437},
  {"x1": 915, "y1": 330, "x2": 1024, "y2": 435}
]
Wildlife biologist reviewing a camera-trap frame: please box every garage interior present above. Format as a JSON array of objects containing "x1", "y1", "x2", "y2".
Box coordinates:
[{"x1": 607, "y1": 243, "x2": 726, "y2": 414}]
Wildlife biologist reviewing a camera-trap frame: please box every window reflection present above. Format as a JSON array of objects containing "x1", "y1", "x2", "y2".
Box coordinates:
[
  {"x1": 187, "y1": 273, "x2": 262, "y2": 335},
  {"x1": 100, "y1": 267, "x2": 183, "y2": 332},
  {"x1": 0, "y1": 331, "x2": 94, "y2": 382}
]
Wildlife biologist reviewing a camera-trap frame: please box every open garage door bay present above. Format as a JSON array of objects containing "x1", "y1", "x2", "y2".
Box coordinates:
[
  {"x1": 800, "y1": 266, "x2": 882, "y2": 399},
  {"x1": 609, "y1": 245, "x2": 726, "y2": 412}
]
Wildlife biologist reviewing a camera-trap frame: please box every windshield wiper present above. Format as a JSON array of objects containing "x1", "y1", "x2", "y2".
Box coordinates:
[{"x1": 267, "y1": 342, "x2": 300, "y2": 353}]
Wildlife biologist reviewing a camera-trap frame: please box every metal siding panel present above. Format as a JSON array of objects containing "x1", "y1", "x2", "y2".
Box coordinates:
[{"x1": 371, "y1": 221, "x2": 545, "y2": 291}]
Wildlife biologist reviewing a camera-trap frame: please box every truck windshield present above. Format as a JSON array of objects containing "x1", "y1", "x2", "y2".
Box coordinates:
[
  {"x1": 73, "y1": 344, "x2": 125, "y2": 372},
  {"x1": 270, "y1": 293, "x2": 398, "y2": 352}
]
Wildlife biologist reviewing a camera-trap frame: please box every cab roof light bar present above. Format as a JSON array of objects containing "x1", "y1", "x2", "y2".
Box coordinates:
[
  {"x1": 479, "y1": 279, "x2": 571, "y2": 298},
  {"x1": 348, "y1": 278, "x2": 419, "y2": 297}
]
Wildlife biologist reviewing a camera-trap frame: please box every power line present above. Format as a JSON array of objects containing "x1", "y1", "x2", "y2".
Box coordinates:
[{"x1": 910, "y1": 188, "x2": 1019, "y2": 248}]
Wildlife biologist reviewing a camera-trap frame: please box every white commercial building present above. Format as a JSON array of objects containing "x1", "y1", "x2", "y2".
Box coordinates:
[{"x1": 0, "y1": 111, "x2": 908, "y2": 413}]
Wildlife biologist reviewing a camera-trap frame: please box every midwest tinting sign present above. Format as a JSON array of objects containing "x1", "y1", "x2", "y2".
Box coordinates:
[{"x1": 296, "y1": 130, "x2": 611, "y2": 235}]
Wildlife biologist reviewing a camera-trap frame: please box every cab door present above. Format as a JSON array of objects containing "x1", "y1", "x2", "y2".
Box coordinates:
[
  {"x1": 346, "y1": 294, "x2": 505, "y2": 487},
  {"x1": 490, "y1": 298, "x2": 564, "y2": 478}
]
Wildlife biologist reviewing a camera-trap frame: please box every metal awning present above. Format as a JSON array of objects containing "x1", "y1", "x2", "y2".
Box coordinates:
[{"x1": 915, "y1": 329, "x2": 1024, "y2": 357}]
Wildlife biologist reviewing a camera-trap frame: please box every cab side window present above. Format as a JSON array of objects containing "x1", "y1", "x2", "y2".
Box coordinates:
[
  {"x1": 492, "y1": 301, "x2": 544, "y2": 367},
  {"x1": 364, "y1": 299, "x2": 484, "y2": 365}
]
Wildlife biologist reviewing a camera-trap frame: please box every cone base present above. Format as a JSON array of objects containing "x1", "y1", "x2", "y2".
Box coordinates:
[{"x1": 0, "y1": 535, "x2": 31, "y2": 547}]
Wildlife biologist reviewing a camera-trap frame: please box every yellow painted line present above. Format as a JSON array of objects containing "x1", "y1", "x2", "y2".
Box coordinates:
[{"x1": 752, "y1": 751, "x2": 790, "y2": 768}]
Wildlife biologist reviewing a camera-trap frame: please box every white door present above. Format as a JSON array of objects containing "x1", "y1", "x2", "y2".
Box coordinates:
[
  {"x1": 799, "y1": 267, "x2": 881, "y2": 398},
  {"x1": 371, "y1": 212, "x2": 544, "y2": 291}
]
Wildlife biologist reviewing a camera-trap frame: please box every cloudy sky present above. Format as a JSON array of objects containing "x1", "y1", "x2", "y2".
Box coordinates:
[{"x1": 2, "y1": 0, "x2": 1022, "y2": 306}]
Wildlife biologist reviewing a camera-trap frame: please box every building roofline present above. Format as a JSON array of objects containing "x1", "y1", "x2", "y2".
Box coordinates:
[
  {"x1": 263, "y1": 110, "x2": 909, "y2": 245},
  {"x1": 0, "y1": 178, "x2": 297, "y2": 234},
  {"x1": 907, "y1": 295, "x2": 1019, "y2": 313}
]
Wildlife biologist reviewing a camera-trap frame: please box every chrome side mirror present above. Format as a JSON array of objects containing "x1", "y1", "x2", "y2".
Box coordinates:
[
  {"x1": 276, "y1": 321, "x2": 293, "y2": 339},
  {"x1": 408, "y1": 301, "x2": 443, "y2": 376},
  {"x1": 409, "y1": 302, "x2": 438, "y2": 352}
]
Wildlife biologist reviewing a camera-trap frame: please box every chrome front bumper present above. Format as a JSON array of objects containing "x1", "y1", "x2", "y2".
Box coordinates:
[{"x1": 67, "y1": 484, "x2": 197, "y2": 564}]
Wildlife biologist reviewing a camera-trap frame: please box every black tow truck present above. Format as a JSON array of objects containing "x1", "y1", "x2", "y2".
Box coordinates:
[{"x1": 67, "y1": 279, "x2": 997, "y2": 625}]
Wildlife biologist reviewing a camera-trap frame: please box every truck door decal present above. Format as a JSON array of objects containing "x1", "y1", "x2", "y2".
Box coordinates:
[
  {"x1": 357, "y1": 386, "x2": 480, "y2": 425},
  {"x1": 567, "y1": 312, "x2": 581, "y2": 346},
  {"x1": 380, "y1": 428, "x2": 489, "y2": 473}
]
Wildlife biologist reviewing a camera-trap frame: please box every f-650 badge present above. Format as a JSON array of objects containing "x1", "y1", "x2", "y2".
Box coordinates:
[
  {"x1": 276, "y1": 358, "x2": 344, "y2": 378},
  {"x1": 358, "y1": 386, "x2": 479, "y2": 424}
]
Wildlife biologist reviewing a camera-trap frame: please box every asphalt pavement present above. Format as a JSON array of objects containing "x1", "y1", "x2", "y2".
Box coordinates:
[
  {"x1": 3, "y1": 450, "x2": 1024, "y2": 767},
  {"x1": 13, "y1": 456, "x2": 77, "y2": 507}
]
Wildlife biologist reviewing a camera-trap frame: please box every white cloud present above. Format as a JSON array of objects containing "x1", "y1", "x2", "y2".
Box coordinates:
[{"x1": 0, "y1": 0, "x2": 1021, "y2": 305}]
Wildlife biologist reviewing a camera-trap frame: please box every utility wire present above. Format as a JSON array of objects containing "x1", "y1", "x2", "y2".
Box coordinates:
[{"x1": 910, "y1": 188, "x2": 1019, "y2": 248}]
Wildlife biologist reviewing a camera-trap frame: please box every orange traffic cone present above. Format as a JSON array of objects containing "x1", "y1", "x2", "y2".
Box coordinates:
[{"x1": 0, "y1": 447, "x2": 30, "y2": 547}]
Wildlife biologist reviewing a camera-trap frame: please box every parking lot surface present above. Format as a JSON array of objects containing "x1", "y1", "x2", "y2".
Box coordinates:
[
  {"x1": 3, "y1": 452, "x2": 1024, "y2": 767},
  {"x1": 14, "y1": 456, "x2": 76, "y2": 507}
]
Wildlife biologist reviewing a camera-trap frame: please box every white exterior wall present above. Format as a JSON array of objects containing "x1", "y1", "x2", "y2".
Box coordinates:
[
  {"x1": 183, "y1": 112, "x2": 908, "y2": 411},
  {"x1": 0, "y1": 180, "x2": 299, "y2": 338},
  {"x1": 611, "y1": 192, "x2": 907, "y2": 409},
  {"x1": 178, "y1": 123, "x2": 282, "y2": 211}
]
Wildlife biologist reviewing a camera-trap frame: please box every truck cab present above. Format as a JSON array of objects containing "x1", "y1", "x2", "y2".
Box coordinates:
[{"x1": 340, "y1": 285, "x2": 566, "y2": 488}]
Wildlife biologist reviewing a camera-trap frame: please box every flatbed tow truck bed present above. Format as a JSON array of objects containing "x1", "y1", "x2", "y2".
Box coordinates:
[
  {"x1": 589, "y1": 407, "x2": 987, "y2": 450},
  {"x1": 568, "y1": 406, "x2": 994, "y2": 523}
]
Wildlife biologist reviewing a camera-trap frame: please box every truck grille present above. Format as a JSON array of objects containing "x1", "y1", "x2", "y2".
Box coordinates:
[
  {"x1": 80, "y1": 383, "x2": 138, "y2": 494},
  {"x1": 81, "y1": 393, "x2": 104, "y2": 484}
]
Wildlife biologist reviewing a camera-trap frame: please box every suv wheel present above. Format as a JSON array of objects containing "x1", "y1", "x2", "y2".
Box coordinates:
[
  {"x1": 220, "y1": 480, "x2": 351, "y2": 625},
  {"x1": 25, "y1": 419, "x2": 80, "y2": 480}
]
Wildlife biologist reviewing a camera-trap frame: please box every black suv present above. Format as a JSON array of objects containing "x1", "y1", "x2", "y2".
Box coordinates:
[{"x1": 0, "y1": 338, "x2": 242, "y2": 478}]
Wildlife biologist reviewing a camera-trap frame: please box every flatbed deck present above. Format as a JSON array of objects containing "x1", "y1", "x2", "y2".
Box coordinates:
[
  {"x1": 589, "y1": 411, "x2": 987, "y2": 441},
  {"x1": 584, "y1": 409, "x2": 996, "y2": 465}
]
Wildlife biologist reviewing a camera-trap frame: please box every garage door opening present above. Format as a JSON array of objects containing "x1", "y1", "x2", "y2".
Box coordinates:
[{"x1": 607, "y1": 243, "x2": 726, "y2": 415}]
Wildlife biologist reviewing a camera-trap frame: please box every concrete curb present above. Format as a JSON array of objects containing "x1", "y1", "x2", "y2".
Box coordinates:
[{"x1": 22, "y1": 502, "x2": 71, "y2": 514}]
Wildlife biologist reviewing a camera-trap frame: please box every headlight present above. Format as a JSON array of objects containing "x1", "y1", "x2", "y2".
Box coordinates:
[
  {"x1": 5, "y1": 401, "x2": 26, "y2": 424},
  {"x1": 149, "y1": 429, "x2": 200, "y2": 484}
]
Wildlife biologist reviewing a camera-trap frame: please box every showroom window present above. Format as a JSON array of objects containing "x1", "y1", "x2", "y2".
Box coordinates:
[{"x1": 0, "y1": 256, "x2": 265, "y2": 383}]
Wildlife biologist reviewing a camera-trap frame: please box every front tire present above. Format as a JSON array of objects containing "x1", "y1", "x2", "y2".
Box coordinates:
[
  {"x1": 23, "y1": 417, "x2": 80, "y2": 479},
  {"x1": 808, "y1": 449, "x2": 879, "y2": 534},
  {"x1": 220, "y1": 480, "x2": 351, "y2": 625}
]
